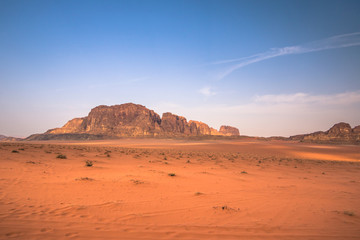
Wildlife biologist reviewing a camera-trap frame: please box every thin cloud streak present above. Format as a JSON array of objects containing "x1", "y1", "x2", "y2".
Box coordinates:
[
  {"x1": 254, "y1": 91, "x2": 360, "y2": 105},
  {"x1": 217, "y1": 32, "x2": 360, "y2": 79}
]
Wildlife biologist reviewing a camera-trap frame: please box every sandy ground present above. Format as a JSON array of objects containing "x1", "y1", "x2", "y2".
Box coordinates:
[{"x1": 0, "y1": 139, "x2": 359, "y2": 239}]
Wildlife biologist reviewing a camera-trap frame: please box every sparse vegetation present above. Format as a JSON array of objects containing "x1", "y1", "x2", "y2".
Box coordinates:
[
  {"x1": 241, "y1": 171, "x2": 248, "y2": 174},
  {"x1": 130, "y1": 179, "x2": 144, "y2": 184},
  {"x1": 344, "y1": 211, "x2": 355, "y2": 216},
  {"x1": 85, "y1": 160, "x2": 93, "y2": 167},
  {"x1": 56, "y1": 154, "x2": 67, "y2": 159},
  {"x1": 76, "y1": 177, "x2": 94, "y2": 181},
  {"x1": 168, "y1": 173, "x2": 176, "y2": 177},
  {"x1": 11, "y1": 150, "x2": 19, "y2": 153}
]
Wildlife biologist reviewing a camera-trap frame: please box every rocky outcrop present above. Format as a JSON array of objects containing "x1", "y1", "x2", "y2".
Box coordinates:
[
  {"x1": 290, "y1": 122, "x2": 360, "y2": 144},
  {"x1": 160, "y1": 112, "x2": 190, "y2": 135},
  {"x1": 26, "y1": 103, "x2": 240, "y2": 140},
  {"x1": 210, "y1": 127, "x2": 222, "y2": 135},
  {"x1": 219, "y1": 125, "x2": 240, "y2": 136},
  {"x1": 47, "y1": 118, "x2": 86, "y2": 134},
  {"x1": 189, "y1": 121, "x2": 211, "y2": 135},
  {"x1": 46, "y1": 104, "x2": 162, "y2": 137}
]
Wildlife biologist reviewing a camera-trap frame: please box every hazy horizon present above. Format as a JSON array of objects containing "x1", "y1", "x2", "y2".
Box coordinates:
[{"x1": 1, "y1": 0, "x2": 360, "y2": 138}]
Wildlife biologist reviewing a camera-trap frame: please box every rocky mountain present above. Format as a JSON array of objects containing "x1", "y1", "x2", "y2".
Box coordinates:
[
  {"x1": 0, "y1": 135, "x2": 22, "y2": 141},
  {"x1": 26, "y1": 103, "x2": 240, "y2": 140},
  {"x1": 290, "y1": 122, "x2": 360, "y2": 144}
]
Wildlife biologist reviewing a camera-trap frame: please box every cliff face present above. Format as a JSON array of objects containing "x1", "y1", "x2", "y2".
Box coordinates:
[
  {"x1": 160, "y1": 112, "x2": 191, "y2": 135},
  {"x1": 29, "y1": 103, "x2": 240, "y2": 140},
  {"x1": 219, "y1": 125, "x2": 240, "y2": 136},
  {"x1": 84, "y1": 104, "x2": 162, "y2": 136},
  {"x1": 290, "y1": 122, "x2": 360, "y2": 144}
]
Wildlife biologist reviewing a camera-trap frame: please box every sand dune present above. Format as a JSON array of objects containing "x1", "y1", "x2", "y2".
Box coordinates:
[{"x1": 0, "y1": 139, "x2": 359, "y2": 239}]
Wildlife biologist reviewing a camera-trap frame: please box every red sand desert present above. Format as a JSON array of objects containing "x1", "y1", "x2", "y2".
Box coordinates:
[{"x1": 0, "y1": 139, "x2": 359, "y2": 239}]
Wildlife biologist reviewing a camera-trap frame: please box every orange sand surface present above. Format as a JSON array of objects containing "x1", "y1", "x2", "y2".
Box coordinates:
[{"x1": 0, "y1": 139, "x2": 359, "y2": 239}]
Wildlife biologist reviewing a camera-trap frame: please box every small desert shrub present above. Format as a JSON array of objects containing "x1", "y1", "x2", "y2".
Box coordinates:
[
  {"x1": 56, "y1": 154, "x2": 67, "y2": 159},
  {"x1": 168, "y1": 173, "x2": 176, "y2": 177},
  {"x1": 85, "y1": 160, "x2": 93, "y2": 167},
  {"x1": 76, "y1": 177, "x2": 94, "y2": 181},
  {"x1": 131, "y1": 179, "x2": 144, "y2": 184},
  {"x1": 241, "y1": 171, "x2": 248, "y2": 174},
  {"x1": 344, "y1": 211, "x2": 355, "y2": 216},
  {"x1": 11, "y1": 150, "x2": 19, "y2": 153},
  {"x1": 105, "y1": 150, "x2": 111, "y2": 157}
]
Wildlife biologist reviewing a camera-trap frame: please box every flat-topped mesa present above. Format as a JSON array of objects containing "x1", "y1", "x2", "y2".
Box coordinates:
[
  {"x1": 84, "y1": 104, "x2": 161, "y2": 136},
  {"x1": 219, "y1": 125, "x2": 240, "y2": 136},
  {"x1": 47, "y1": 103, "x2": 162, "y2": 137},
  {"x1": 30, "y1": 103, "x2": 241, "y2": 140}
]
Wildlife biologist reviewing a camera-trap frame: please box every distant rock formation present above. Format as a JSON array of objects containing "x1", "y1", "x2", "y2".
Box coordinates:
[
  {"x1": 0, "y1": 135, "x2": 22, "y2": 141},
  {"x1": 26, "y1": 103, "x2": 240, "y2": 140},
  {"x1": 290, "y1": 122, "x2": 360, "y2": 144},
  {"x1": 219, "y1": 125, "x2": 240, "y2": 136}
]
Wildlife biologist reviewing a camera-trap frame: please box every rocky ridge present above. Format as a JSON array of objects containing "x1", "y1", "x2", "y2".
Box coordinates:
[
  {"x1": 290, "y1": 122, "x2": 360, "y2": 144},
  {"x1": 0, "y1": 135, "x2": 22, "y2": 141},
  {"x1": 27, "y1": 103, "x2": 240, "y2": 140}
]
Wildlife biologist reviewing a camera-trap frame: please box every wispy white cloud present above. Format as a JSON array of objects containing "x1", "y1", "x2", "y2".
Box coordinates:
[
  {"x1": 254, "y1": 91, "x2": 360, "y2": 105},
  {"x1": 216, "y1": 32, "x2": 360, "y2": 79},
  {"x1": 199, "y1": 86, "x2": 217, "y2": 97}
]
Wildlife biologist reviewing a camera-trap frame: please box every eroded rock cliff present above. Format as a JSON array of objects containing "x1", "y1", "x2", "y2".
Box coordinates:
[{"x1": 27, "y1": 103, "x2": 240, "y2": 140}]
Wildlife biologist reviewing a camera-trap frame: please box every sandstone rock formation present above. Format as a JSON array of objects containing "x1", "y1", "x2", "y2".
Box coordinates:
[
  {"x1": 219, "y1": 125, "x2": 240, "y2": 136},
  {"x1": 160, "y1": 112, "x2": 190, "y2": 135},
  {"x1": 26, "y1": 103, "x2": 240, "y2": 140},
  {"x1": 189, "y1": 121, "x2": 212, "y2": 135},
  {"x1": 290, "y1": 122, "x2": 360, "y2": 144}
]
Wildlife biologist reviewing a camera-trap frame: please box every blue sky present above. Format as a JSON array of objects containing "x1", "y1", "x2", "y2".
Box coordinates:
[{"x1": 1, "y1": 0, "x2": 360, "y2": 137}]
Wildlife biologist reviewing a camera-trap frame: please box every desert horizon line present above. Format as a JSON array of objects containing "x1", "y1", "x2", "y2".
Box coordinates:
[{"x1": 1, "y1": 102, "x2": 359, "y2": 142}]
